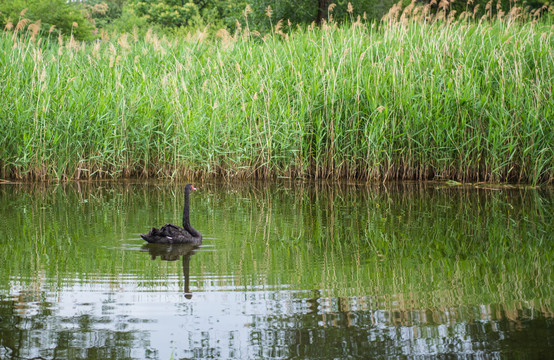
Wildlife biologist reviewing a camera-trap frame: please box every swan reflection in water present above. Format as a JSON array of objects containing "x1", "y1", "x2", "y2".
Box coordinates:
[{"x1": 141, "y1": 243, "x2": 200, "y2": 299}]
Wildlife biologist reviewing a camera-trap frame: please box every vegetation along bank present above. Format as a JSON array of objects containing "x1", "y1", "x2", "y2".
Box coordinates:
[{"x1": 0, "y1": 3, "x2": 553, "y2": 183}]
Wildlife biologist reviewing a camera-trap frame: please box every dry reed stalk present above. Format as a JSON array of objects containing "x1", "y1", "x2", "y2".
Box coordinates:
[
  {"x1": 4, "y1": 19, "x2": 13, "y2": 31},
  {"x1": 216, "y1": 28, "x2": 233, "y2": 48},
  {"x1": 15, "y1": 18, "x2": 31, "y2": 32},
  {"x1": 347, "y1": 2, "x2": 354, "y2": 14},
  {"x1": 118, "y1": 33, "x2": 130, "y2": 50},
  {"x1": 274, "y1": 19, "x2": 283, "y2": 34},
  {"x1": 243, "y1": 4, "x2": 252, "y2": 18}
]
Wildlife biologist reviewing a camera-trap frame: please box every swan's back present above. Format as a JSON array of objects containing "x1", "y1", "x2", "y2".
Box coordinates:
[{"x1": 140, "y1": 224, "x2": 201, "y2": 244}]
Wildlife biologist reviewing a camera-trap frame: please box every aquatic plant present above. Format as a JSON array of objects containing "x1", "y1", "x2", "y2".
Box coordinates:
[{"x1": 0, "y1": 3, "x2": 552, "y2": 183}]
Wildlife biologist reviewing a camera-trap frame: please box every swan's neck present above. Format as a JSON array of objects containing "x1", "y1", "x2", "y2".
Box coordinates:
[{"x1": 182, "y1": 190, "x2": 200, "y2": 237}]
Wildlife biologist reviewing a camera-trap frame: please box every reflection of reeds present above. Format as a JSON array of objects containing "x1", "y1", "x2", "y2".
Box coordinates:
[
  {"x1": 0, "y1": 182, "x2": 552, "y2": 309},
  {"x1": 1, "y1": 4, "x2": 553, "y2": 183},
  {"x1": 0, "y1": 181, "x2": 551, "y2": 360},
  {"x1": 175, "y1": 181, "x2": 552, "y2": 308}
]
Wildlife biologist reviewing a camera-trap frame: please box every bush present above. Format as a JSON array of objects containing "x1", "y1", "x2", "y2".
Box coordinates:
[
  {"x1": 131, "y1": 0, "x2": 200, "y2": 28},
  {"x1": 0, "y1": 0, "x2": 95, "y2": 40}
]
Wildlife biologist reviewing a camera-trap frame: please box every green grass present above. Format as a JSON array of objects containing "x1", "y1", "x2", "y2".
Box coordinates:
[{"x1": 0, "y1": 9, "x2": 553, "y2": 183}]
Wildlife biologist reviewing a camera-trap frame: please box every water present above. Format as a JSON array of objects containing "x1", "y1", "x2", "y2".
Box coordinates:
[{"x1": 0, "y1": 181, "x2": 552, "y2": 359}]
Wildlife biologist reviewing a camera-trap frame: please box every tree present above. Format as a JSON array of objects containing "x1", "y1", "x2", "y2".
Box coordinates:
[
  {"x1": 0, "y1": 0, "x2": 95, "y2": 40},
  {"x1": 316, "y1": 0, "x2": 330, "y2": 24},
  {"x1": 237, "y1": 0, "x2": 403, "y2": 32},
  {"x1": 416, "y1": 0, "x2": 550, "y2": 18},
  {"x1": 81, "y1": 0, "x2": 126, "y2": 29},
  {"x1": 131, "y1": 0, "x2": 201, "y2": 28}
]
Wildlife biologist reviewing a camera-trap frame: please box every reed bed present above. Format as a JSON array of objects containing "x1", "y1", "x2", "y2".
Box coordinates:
[{"x1": 0, "y1": 6, "x2": 553, "y2": 183}]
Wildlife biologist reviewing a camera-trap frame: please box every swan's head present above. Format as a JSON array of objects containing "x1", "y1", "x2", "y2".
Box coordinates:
[{"x1": 185, "y1": 184, "x2": 197, "y2": 192}]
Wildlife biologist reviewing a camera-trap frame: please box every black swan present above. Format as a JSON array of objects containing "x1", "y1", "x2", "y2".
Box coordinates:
[{"x1": 141, "y1": 184, "x2": 202, "y2": 244}]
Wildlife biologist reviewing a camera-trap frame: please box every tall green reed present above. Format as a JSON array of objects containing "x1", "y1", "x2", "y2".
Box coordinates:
[{"x1": 0, "y1": 5, "x2": 552, "y2": 183}]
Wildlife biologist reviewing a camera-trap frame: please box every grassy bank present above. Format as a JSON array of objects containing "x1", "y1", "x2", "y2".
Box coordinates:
[{"x1": 0, "y1": 10, "x2": 553, "y2": 183}]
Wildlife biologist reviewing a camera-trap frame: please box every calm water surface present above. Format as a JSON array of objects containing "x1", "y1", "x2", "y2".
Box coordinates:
[{"x1": 0, "y1": 182, "x2": 552, "y2": 359}]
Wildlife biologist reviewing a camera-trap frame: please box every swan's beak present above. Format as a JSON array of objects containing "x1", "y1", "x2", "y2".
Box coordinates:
[{"x1": 191, "y1": 186, "x2": 197, "y2": 191}]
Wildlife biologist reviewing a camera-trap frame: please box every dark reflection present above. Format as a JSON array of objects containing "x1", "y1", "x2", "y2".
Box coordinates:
[
  {"x1": 242, "y1": 298, "x2": 554, "y2": 359},
  {"x1": 141, "y1": 243, "x2": 200, "y2": 299}
]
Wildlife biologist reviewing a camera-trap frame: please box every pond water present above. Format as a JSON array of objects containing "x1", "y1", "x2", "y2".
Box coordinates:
[{"x1": 0, "y1": 181, "x2": 552, "y2": 359}]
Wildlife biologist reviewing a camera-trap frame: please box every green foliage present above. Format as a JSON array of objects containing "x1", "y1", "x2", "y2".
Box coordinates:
[
  {"x1": 83, "y1": 0, "x2": 126, "y2": 29},
  {"x1": 419, "y1": 0, "x2": 550, "y2": 19},
  {"x1": 0, "y1": 9, "x2": 553, "y2": 183},
  {"x1": 106, "y1": 1, "x2": 408, "y2": 34},
  {"x1": 98, "y1": 1, "x2": 553, "y2": 34},
  {"x1": 0, "y1": 0, "x2": 95, "y2": 40},
  {"x1": 101, "y1": 5, "x2": 156, "y2": 35},
  {"x1": 199, "y1": 0, "x2": 250, "y2": 30},
  {"x1": 131, "y1": 0, "x2": 201, "y2": 27}
]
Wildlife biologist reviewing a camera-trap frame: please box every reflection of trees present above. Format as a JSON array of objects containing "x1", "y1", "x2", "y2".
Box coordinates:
[
  {"x1": 245, "y1": 296, "x2": 554, "y2": 359},
  {"x1": 0, "y1": 297, "x2": 22, "y2": 359},
  {"x1": 0, "y1": 294, "x2": 154, "y2": 359},
  {"x1": 1, "y1": 289, "x2": 552, "y2": 359}
]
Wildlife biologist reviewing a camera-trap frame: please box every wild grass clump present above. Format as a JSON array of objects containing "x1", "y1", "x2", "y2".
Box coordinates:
[{"x1": 0, "y1": 2, "x2": 553, "y2": 183}]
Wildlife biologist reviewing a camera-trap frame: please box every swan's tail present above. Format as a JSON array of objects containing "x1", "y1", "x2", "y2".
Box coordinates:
[{"x1": 141, "y1": 227, "x2": 158, "y2": 242}]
